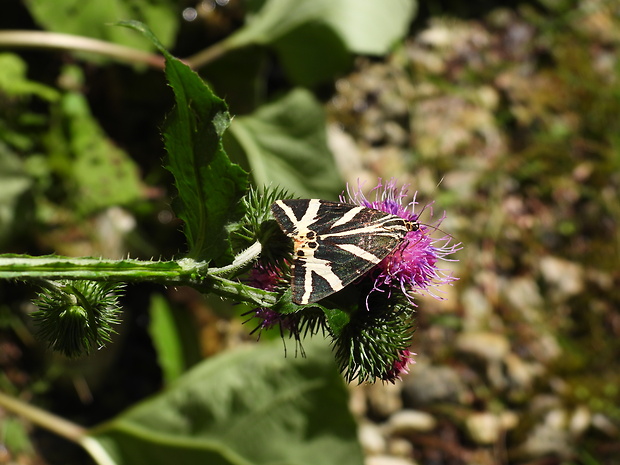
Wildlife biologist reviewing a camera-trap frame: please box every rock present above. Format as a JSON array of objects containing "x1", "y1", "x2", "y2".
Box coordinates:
[
  {"x1": 359, "y1": 421, "x2": 386, "y2": 455},
  {"x1": 569, "y1": 405, "x2": 591, "y2": 436},
  {"x1": 455, "y1": 331, "x2": 510, "y2": 363},
  {"x1": 386, "y1": 409, "x2": 437, "y2": 435},
  {"x1": 461, "y1": 286, "x2": 494, "y2": 332},
  {"x1": 402, "y1": 364, "x2": 468, "y2": 407},
  {"x1": 366, "y1": 455, "x2": 418, "y2": 465},
  {"x1": 504, "y1": 353, "x2": 543, "y2": 392},
  {"x1": 386, "y1": 437, "x2": 414, "y2": 458},
  {"x1": 592, "y1": 413, "x2": 619, "y2": 437},
  {"x1": 499, "y1": 410, "x2": 520, "y2": 431},
  {"x1": 348, "y1": 384, "x2": 368, "y2": 418},
  {"x1": 539, "y1": 256, "x2": 584, "y2": 297},
  {"x1": 515, "y1": 408, "x2": 573, "y2": 459},
  {"x1": 465, "y1": 412, "x2": 502, "y2": 445},
  {"x1": 366, "y1": 382, "x2": 403, "y2": 419}
]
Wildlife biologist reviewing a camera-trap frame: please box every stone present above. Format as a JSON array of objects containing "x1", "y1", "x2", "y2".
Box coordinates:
[
  {"x1": 402, "y1": 364, "x2": 468, "y2": 407},
  {"x1": 387, "y1": 409, "x2": 437, "y2": 435},
  {"x1": 465, "y1": 412, "x2": 502, "y2": 445},
  {"x1": 455, "y1": 331, "x2": 510, "y2": 363},
  {"x1": 359, "y1": 421, "x2": 386, "y2": 455}
]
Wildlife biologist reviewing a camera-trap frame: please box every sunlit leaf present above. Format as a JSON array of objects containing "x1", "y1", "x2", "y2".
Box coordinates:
[
  {"x1": 227, "y1": 89, "x2": 341, "y2": 199},
  {"x1": 24, "y1": 0, "x2": 178, "y2": 52},
  {"x1": 86, "y1": 341, "x2": 363, "y2": 465},
  {"x1": 227, "y1": 0, "x2": 417, "y2": 55}
]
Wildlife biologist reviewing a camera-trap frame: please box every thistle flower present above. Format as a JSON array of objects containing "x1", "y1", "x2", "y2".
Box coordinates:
[
  {"x1": 245, "y1": 262, "x2": 291, "y2": 333},
  {"x1": 247, "y1": 261, "x2": 285, "y2": 294},
  {"x1": 245, "y1": 179, "x2": 458, "y2": 383},
  {"x1": 341, "y1": 178, "x2": 460, "y2": 305},
  {"x1": 380, "y1": 349, "x2": 416, "y2": 384},
  {"x1": 245, "y1": 261, "x2": 324, "y2": 351}
]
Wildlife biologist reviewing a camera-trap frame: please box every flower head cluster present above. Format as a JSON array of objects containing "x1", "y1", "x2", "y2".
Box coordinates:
[
  {"x1": 381, "y1": 349, "x2": 417, "y2": 384},
  {"x1": 244, "y1": 179, "x2": 459, "y2": 383},
  {"x1": 341, "y1": 178, "x2": 460, "y2": 306},
  {"x1": 245, "y1": 262, "x2": 293, "y2": 335},
  {"x1": 244, "y1": 262, "x2": 325, "y2": 351}
]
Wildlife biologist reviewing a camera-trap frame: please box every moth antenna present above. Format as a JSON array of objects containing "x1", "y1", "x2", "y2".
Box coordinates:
[{"x1": 410, "y1": 179, "x2": 454, "y2": 240}]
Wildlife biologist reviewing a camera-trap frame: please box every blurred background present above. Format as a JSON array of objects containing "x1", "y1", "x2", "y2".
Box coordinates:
[{"x1": 1, "y1": 0, "x2": 619, "y2": 464}]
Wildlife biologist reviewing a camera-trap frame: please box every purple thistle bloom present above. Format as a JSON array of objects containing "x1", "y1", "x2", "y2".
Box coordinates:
[
  {"x1": 248, "y1": 307, "x2": 297, "y2": 333},
  {"x1": 247, "y1": 261, "x2": 283, "y2": 292},
  {"x1": 381, "y1": 349, "x2": 416, "y2": 383},
  {"x1": 245, "y1": 261, "x2": 315, "y2": 348},
  {"x1": 245, "y1": 262, "x2": 292, "y2": 333},
  {"x1": 341, "y1": 178, "x2": 461, "y2": 305}
]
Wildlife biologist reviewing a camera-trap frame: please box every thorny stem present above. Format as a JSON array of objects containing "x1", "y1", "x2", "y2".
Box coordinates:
[{"x1": 0, "y1": 248, "x2": 277, "y2": 308}]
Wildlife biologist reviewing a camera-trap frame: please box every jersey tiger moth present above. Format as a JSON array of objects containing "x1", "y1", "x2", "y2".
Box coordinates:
[{"x1": 271, "y1": 199, "x2": 419, "y2": 304}]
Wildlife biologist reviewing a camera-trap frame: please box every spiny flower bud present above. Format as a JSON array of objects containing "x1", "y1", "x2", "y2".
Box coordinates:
[{"x1": 32, "y1": 280, "x2": 123, "y2": 357}]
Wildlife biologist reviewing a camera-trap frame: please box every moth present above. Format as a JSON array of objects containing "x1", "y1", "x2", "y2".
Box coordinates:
[{"x1": 271, "y1": 199, "x2": 419, "y2": 304}]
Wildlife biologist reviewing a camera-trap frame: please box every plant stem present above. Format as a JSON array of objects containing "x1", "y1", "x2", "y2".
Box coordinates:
[
  {"x1": 0, "y1": 256, "x2": 193, "y2": 283},
  {"x1": 184, "y1": 40, "x2": 230, "y2": 69},
  {"x1": 0, "y1": 254, "x2": 278, "y2": 307},
  {"x1": 0, "y1": 30, "x2": 165, "y2": 69},
  {"x1": 0, "y1": 391, "x2": 85, "y2": 443}
]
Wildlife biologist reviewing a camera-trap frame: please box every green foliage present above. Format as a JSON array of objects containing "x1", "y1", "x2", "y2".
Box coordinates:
[
  {"x1": 0, "y1": 417, "x2": 34, "y2": 456},
  {"x1": 228, "y1": 89, "x2": 341, "y2": 199},
  {"x1": 25, "y1": 0, "x2": 178, "y2": 52},
  {"x1": 48, "y1": 65, "x2": 143, "y2": 214},
  {"x1": 0, "y1": 3, "x2": 424, "y2": 464},
  {"x1": 0, "y1": 53, "x2": 59, "y2": 101},
  {"x1": 0, "y1": 147, "x2": 33, "y2": 247},
  {"x1": 86, "y1": 341, "x2": 363, "y2": 465},
  {"x1": 230, "y1": 0, "x2": 416, "y2": 55},
  {"x1": 148, "y1": 293, "x2": 201, "y2": 385},
  {"x1": 121, "y1": 21, "x2": 249, "y2": 263}
]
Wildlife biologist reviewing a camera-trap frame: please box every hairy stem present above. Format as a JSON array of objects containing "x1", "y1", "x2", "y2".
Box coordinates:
[{"x1": 0, "y1": 254, "x2": 278, "y2": 307}]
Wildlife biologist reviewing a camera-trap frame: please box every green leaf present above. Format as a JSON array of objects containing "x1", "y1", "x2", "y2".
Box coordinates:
[
  {"x1": 321, "y1": 0, "x2": 417, "y2": 55},
  {"x1": 227, "y1": 88, "x2": 341, "y2": 199},
  {"x1": 227, "y1": 0, "x2": 417, "y2": 55},
  {"x1": 0, "y1": 146, "x2": 33, "y2": 248},
  {"x1": 148, "y1": 293, "x2": 200, "y2": 385},
  {"x1": 44, "y1": 65, "x2": 143, "y2": 214},
  {"x1": 271, "y1": 22, "x2": 351, "y2": 87},
  {"x1": 200, "y1": 46, "x2": 266, "y2": 115},
  {"x1": 0, "y1": 53, "x2": 59, "y2": 101},
  {"x1": 86, "y1": 341, "x2": 363, "y2": 465},
  {"x1": 24, "y1": 0, "x2": 178, "y2": 52},
  {"x1": 122, "y1": 21, "x2": 249, "y2": 263}
]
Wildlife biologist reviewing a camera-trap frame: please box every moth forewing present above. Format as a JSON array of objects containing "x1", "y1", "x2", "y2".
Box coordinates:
[{"x1": 271, "y1": 199, "x2": 415, "y2": 304}]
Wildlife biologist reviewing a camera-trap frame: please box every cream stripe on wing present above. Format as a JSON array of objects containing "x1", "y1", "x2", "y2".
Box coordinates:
[
  {"x1": 298, "y1": 199, "x2": 322, "y2": 230},
  {"x1": 330, "y1": 206, "x2": 364, "y2": 228},
  {"x1": 336, "y1": 243, "x2": 383, "y2": 264},
  {"x1": 300, "y1": 257, "x2": 343, "y2": 304}
]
